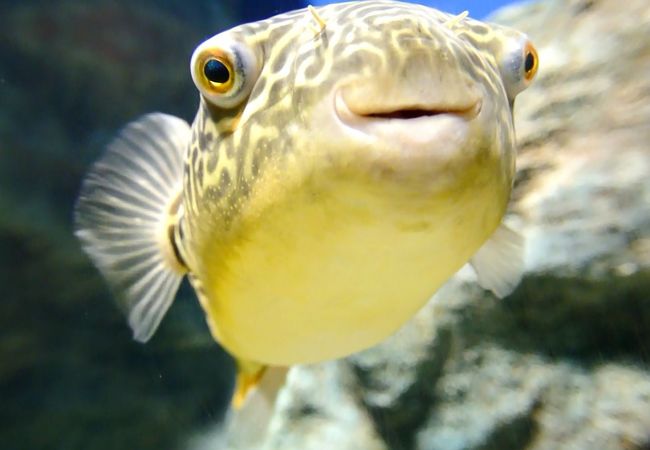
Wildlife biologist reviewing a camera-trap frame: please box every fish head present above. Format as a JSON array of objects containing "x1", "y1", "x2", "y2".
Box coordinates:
[{"x1": 186, "y1": 2, "x2": 539, "y2": 222}]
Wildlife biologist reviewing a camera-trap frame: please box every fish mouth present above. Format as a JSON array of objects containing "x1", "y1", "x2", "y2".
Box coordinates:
[
  {"x1": 360, "y1": 105, "x2": 480, "y2": 120},
  {"x1": 335, "y1": 89, "x2": 482, "y2": 124}
]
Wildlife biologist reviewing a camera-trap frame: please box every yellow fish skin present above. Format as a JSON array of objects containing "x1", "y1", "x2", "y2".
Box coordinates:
[{"x1": 74, "y1": 0, "x2": 537, "y2": 404}]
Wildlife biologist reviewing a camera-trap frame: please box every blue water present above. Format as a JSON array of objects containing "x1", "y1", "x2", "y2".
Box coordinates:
[{"x1": 307, "y1": 0, "x2": 516, "y2": 19}]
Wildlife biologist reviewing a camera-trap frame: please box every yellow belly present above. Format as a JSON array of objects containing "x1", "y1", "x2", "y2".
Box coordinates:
[{"x1": 197, "y1": 173, "x2": 503, "y2": 366}]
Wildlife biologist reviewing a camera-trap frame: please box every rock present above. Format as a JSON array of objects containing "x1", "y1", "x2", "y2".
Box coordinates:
[
  {"x1": 225, "y1": 0, "x2": 650, "y2": 449},
  {"x1": 266, "y1": 363, "x2": 387, "y2": 450}
]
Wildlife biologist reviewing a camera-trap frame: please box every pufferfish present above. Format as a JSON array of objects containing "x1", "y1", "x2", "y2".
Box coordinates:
[{"x1": 75, "y1": 0, "x2": 538, "y2": 407}]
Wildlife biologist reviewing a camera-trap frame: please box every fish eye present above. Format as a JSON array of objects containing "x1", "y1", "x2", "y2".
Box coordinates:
[
  {"x1": 523, "y1": 42, "x2": 538, "y2": 81},
  {"x1": 203, "y1": 58, "x2": 232, "y2": 89},
  {"x1": 190, "y1": 37, "x2": 260, "y2": 109},
  {"x1": 194, "y1": 51, "x2": 236, "y2": 96},
  {"x1": 494, "y1": 32, "x2": 539, "y2": 102}
]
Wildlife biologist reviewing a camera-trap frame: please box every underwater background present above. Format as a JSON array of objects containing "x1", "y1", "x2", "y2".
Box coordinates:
[{"x1": 1, "y1": 0, "x2": 649, "y2": 449}]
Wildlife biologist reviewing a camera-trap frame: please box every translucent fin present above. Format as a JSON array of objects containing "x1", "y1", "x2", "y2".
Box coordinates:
[
  {"x1": 233, "y1": 360, "x2": 268, "y2": 409},
  {"x1": 75, "y1": 113, "x2": 190, "y2": 342},
  {"x1": 224, "y1": 365, "x2": 289, "y2": 448},
  {"x1": 470, "y1": 223, "x2": 524, "y2": 298}
]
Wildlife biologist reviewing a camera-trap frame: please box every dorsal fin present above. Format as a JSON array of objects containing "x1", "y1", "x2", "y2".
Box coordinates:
[{"x1": 75, "y1": 113, "x2": 190, "y2": 342}]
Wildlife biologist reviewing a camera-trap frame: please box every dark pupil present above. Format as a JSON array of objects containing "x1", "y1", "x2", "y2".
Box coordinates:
[
  {"x1": 204, "y1": 59, "x2": 230, "y2": 84},
  {"x1": 525, "y1": 52, "x2": 535, "y2": 73}
]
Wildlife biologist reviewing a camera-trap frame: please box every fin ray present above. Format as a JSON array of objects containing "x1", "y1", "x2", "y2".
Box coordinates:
[
  {"x1": 126, "y1": 117, "x2": 187, "y2": 179},
  {"x1": 128, "y1": 270, "x2": 181, "y2": 341},
  {"x1": 95, "y1": 168, "x2": 169, "y2": 207}
]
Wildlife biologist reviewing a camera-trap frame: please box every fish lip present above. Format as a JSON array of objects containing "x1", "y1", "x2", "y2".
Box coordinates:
[
  {"x1": 333, "y1": 89, "x2": 482, "y2": 129},
  {"x1": 332, "y1": 90, "x2": 481, "y2": 157}
]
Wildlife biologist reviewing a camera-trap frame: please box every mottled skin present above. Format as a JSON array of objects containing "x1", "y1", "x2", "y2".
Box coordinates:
[
  {"x1": 183, "y1": 3, "x2": 517, "y2": 214},
  {"x1": 171, "y1": 1, "x2": 534, "y2": 369}
]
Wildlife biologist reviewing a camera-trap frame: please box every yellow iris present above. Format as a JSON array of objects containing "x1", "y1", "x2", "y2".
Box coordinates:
[
  {"x1": 197, "y1": 51, "x2": 235, "y2": 94},
  {"x1": 524, "y1": 42, "x2": 539, "y2": 81}
]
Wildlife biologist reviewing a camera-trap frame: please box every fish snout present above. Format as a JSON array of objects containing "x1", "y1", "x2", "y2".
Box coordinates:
[{"x1": 336, "y1": 42, "x2": 483, "y2": 124}]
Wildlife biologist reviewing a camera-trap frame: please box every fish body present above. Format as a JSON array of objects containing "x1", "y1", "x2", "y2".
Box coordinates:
[{"x1": 75, "y1": 0, "x2": 537, "y2": 402}]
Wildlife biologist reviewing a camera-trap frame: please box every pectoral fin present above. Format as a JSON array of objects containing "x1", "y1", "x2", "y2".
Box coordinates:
[
  {"x1": 470, "y1": 222, "x2": 524, "y2": 298},
  {"x1": 74, "y1": 113, "x2": 190, "y2": 342}
]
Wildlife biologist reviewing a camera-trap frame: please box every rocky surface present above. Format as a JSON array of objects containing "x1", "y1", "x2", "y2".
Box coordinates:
[{"x1": 215, "y1": 0, "x2": 650, "y2": 449}]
